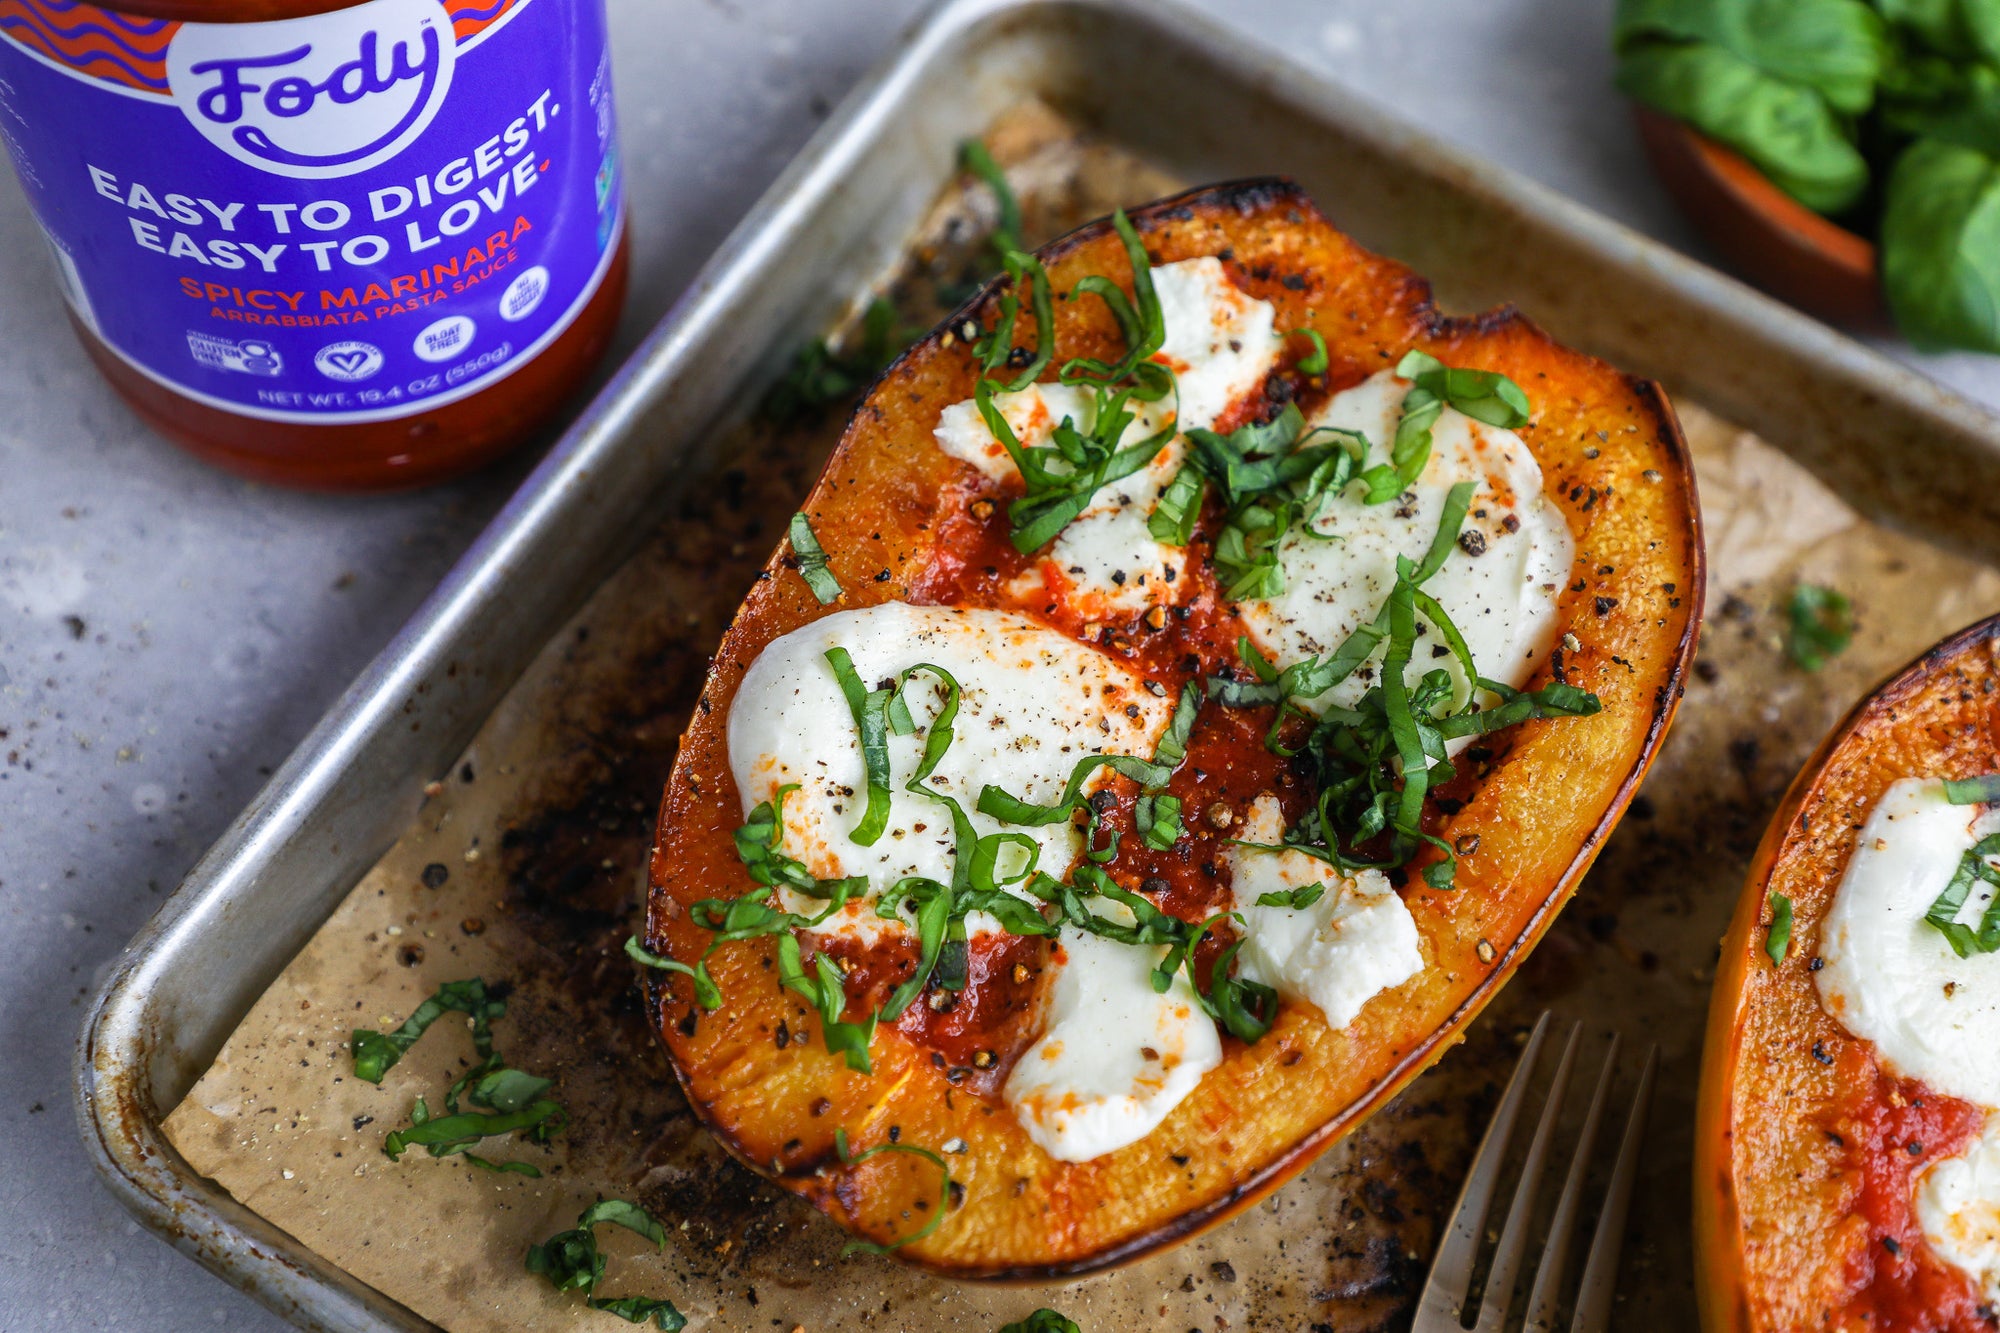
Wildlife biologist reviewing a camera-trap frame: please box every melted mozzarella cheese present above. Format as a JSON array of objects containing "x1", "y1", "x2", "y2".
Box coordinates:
[
  {"x1": 1237, "y1": 370, "x2": 1571, "y2": 712},
  {"x1": 727, "y1": 603, "x2": 1172, "y2": 942},
  {"x1": 932, "y1": 258, "x2": 1282, "y2": 614},
  {"x1": 1003, "y1": 908, "x2": 1222, "y2": 1161},
  {"x1": 1149, "y1": 256, "x2": 1282, "y2": 429},
  {"x1": 1918, "y1": 1114, "x2": 2000, "y2": 1304},
  {"x1": 1225, "y1": 795, "x2": 1424, "y2": 1028},
  {"x1": 1817, "y1": 778, "x2": 2000, "y2": 1108}
]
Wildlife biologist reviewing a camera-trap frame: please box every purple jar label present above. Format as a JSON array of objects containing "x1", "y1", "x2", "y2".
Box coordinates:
[{"x1": 0, "y1": 0, "x2": 622, "y2": 423}]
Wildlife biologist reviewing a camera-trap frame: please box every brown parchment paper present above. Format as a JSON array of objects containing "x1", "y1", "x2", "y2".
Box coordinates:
[{"x1": 163, "y1": 105, "x2": 2000, "y2": 1332}]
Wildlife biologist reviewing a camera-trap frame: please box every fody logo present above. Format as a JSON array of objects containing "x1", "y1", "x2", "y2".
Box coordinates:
[{"x1": 165, "y1": 0, "x2": 456, "y2": 179}]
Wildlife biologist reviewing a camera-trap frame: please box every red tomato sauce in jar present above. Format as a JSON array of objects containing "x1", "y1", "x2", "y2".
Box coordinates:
[{"x1": 0, "y1": 0, "x2": 627, "y2": 488}]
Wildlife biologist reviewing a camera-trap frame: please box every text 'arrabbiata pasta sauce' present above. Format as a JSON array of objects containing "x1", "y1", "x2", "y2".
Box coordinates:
[{"x1": 0, "y1": 0, "x2": 628, "y2": 488}]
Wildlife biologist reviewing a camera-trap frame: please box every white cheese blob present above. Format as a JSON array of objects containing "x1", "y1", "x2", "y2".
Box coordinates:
[
  {"x1": 1237, "y1": 370, "x2": 1571, "y2": 712},
  {"x1": 1003, "y1": 905, "x2": 1223, "y2": 1162},
  {"x1": 932, "y1": 257, "x2": 1282, "y2": 614},
  {"x1": 1148, "y1": 255, "x2": 1283, "y2": 430},
  {"x1": 1225, "y1": 795, "x2": 1424, "y2": 1028},
  {"x1": 1817, "y1": 778, "x2": 2000, "y2": 1108},
  {"x1": 1918, "y1": 1114, "x2": 2000, "y2": 1304},
  {"x1": 727, "y1": 603, "x2": 1172, "y2": 942}
]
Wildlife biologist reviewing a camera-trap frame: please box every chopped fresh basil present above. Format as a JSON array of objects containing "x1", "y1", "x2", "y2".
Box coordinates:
[
  {"x1": 1000, "y1": 1311, "x2": 1083, "y2": 1333},
  {"x1": 977, "y1": 680, "x2": 1198, "y2": 860},
  {"x1": 1360, "y1": 351, "x2": 1532, "y2": 504},
  {"x1": 382, "y1": 1093, "x2": 565, "y2": 1163},
  {"x1": 789, "y1": 511, "x2": 842, "y2": 605},
  {"x1": 1184, "y1": 403, "x2": 1366, "y2": 600},
  {"x1": 1946, "y1": 774, "x2": 2000, "y2": 805},
  {"x1": 624, "y1": 936, "x2": 723, "y2": 1011},
  {"x1": 1785, "y1": 584, "x2": 1854, "y2": 671},
  {"x1": 833, "y1": 1128, "x2": 955, "y2": 1255},
  {"x1": 777, "y1": 933, "x2": 878, "y2": 1073},
  {"x1": 1926, "y1": 832, "x2": 2000, "y2": 957},
  {"x1": 1147, "y1": 464, "x2": 1206, "y2": 546},
  {"x1": 350, "y1": 977, "x2": 506, "y2": 1084},
  {"x1": 1136, "y1": 792, "x2": 1184, "y2": 850},
  {"x1": 968, "y1": 210, "x2": 1181, "y2": 554},
  {"x1": 1203, "y1": 933, "x2": 1280, "y2": 1043},
  {"x1": 825, "y1": 646, "x2": 895, "y2": 844},
  {"x1": 1290, "y1": 327, "x2": 1329, "y2": 375},
  {"x1": 1210, "y1": 483, "x2": 1599, "y2": 890},
  {"x1": 960, "y1": 139, "x2": 1022, "y2": 258},
  {"x1": 462, "y1": 1153, "x2": 542, "y2": 1177},
  {"x1": 1765, "y1": 891, "x2": 1794, "y2": 965},
  {"x1": 588, "y1": 1297, "x2": 688, "y2": 1330},
  {"x1": 528, "y1": 1198, "x2": 682, "y2": 1327},
  {"x1": 763, "y1": 297, "x2": 911, "y2": 425},
  {"x1": 975, "y1": 248, "x2": 1055, "y2": 393},
  {"x1": 1061, "y1": 210, "x2": 1168, "y2": 388},
  {"x1": 1256, "y1": 883, "x2": 1326, "y2": 910}
]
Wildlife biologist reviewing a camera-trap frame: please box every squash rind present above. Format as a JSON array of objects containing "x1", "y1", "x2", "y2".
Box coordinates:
[
  {"x1": 1694, "y1": 614, "x2": 2000, "y2": 1331},
  {"x1": 644, "y1": 178, "x2": 1705, "y2": 1276}
]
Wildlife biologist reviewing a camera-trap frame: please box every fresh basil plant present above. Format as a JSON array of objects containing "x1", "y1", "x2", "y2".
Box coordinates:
[{"x1": 1615, "y1": 0, "x2": 2000, "y2": 352}]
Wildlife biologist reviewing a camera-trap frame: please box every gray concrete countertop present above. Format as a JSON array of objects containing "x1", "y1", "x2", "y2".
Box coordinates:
[{"x1": 4, "y1": 0, "x2": 1996, "y2": 1327}]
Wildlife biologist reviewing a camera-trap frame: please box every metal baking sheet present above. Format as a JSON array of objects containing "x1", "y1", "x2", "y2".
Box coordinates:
[{"x1": 74, "y1": 0, "x2": 2000, "y2": 1329}]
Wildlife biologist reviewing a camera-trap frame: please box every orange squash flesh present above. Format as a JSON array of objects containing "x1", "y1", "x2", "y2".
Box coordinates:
[
  {"x1": 1696, "y1": 616, "x2": 2000, "y2": 1333},
  {"x1": 642, "y1": 179, "x2": 1704, "y2": 1276}
]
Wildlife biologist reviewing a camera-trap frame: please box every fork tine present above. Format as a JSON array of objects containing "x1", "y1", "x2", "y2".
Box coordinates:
[
  {"x1": 1412, "y1": 1012, "x2": 1554, "y2": 1331},
  {"x1": 1523, "y1": 1033, "x2": 1622, "y2": 1331},
  {"x1": 1474, "y1": 1023, "x2": 1583, "y2": 1333},
  {"x1": 1569, "y1": 1044, "x2": 1658, "y2": 1333}
]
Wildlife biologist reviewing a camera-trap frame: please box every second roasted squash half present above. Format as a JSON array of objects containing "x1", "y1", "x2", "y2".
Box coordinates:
[
  {"x1": 1697, "y1": 614, "x2": 2000, "y2": 1333},
  {"x1": 641, "y1": 179, "x2": 1703, "y2": 1276}
]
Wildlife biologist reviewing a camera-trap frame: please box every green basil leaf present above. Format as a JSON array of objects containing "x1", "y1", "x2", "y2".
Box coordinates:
[
  {"x1": 1136, "y1": 792, "x2": 1184, "y2": 850},
  {"x1": 1000, "y1": 1310, "x2": 1083, "y2": 1333},
  {"x1": 789, "y1": 511, "x2": 843, "y2": 605},
  {"x1": 1883, "y1": 137, "x2": 2000, "y2": 352},
  {"x1": 1946, "y1": 774, "x2": 2000, "y2": 804},
  {"x1": 777, "y1": 934, "x2": 877, "y2": 1073},
  {"x1": 960, "y1": 139, "x2": 1022, "y2": 257},
  {"x1": 624, "y1": 935, "x2": 723, "y2": 1011},
  {"x1": 1615, "y1": 40, "x2": 1869, "y2": 213},
  {"x1": 1614, "y1": 0, "x2": 1886, "y2": 114},
  {"x1": 588, "y1": 1296, "x2": 689, "y2": 1330},
  {"x1": 461, "y1": 1153, "x2": 542, "y2": 1177},
  {"x1": 1290, "y1": 327, "x2": 1329, "y2": 375},
  {"x1": 1783, "y1": 583, "x2": 1854, "y2": 671},
  {"x1": 526, "y1": 1227, "x2": 605, "y2": 1293},
  {"x1": 351, "y1": 977, "x2": 506, "y2": 1084},
  {"x1": 825, "y1": 646, "x2": 895, "y2": 844},
  {"x1": 1203, "y1": 935, "x2": 1280, "y2": 1043},
  {"x1": 977, "y1": 249, "x2": 1055, "y2": 392},
  {"x1": 1147, "y1": 464, "x2": 1206, "y2": 545},
  {"x1": 527, "y1": 1198, "x2": 672, "y2": 1315},
  {"x1": 1925, "y1": 832, "x2": 2000, "y2": 956},
  {"x1": 382, "y1": 1099, "x2": 565, "y2": 1161},
  {"x1": 762, "y1": 297, "x2": 912, "y2": 425},
  {"x1": 832, "y1": 1129, "x2": 956, "y2": 1255},
  {"x1": 1765, "y1": 891, "x2": 1795, "y2": 965},
  {"x1": 1255, "y1": 882, "x2": 1326, "y2": 910},
  {"x1": 469, "y1": 1067, "x2": 553, "y2": 1113},
  {"x1": 577, "y1": 1199, "x2": 670, "y2": 1248}
]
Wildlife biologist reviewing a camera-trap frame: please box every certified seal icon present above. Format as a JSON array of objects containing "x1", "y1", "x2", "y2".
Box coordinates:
[{"x1": 314, "y1": 341, "x2": 384, "y2": 383}]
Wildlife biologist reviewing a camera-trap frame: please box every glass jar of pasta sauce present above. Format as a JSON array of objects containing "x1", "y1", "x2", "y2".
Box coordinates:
[{"x1": 0, "y1": 0, "x2": 628, "y2": 488}]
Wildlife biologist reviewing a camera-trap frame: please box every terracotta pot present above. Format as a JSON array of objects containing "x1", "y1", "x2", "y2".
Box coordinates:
[{"x1": 1633, "y1": 104, "x2": 1888, "y2": 328}]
